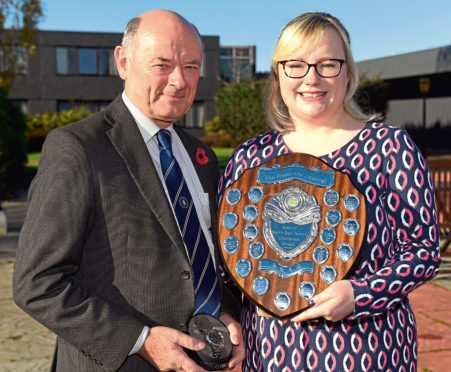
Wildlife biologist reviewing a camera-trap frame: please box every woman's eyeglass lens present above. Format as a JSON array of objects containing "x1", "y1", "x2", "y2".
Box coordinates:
[{"x1": 280, "y1": 59, "x2": 345, "y2": 78}]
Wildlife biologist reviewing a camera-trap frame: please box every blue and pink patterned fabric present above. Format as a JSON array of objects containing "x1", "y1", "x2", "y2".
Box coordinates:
[{"x1": 218, "y1": 122, "x2": 441, "y2": 371}]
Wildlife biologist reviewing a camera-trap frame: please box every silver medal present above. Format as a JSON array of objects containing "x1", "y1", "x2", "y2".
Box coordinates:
[
  {"x1": 320, "y1": 266, "x2": 337, "y2": 284},
  {"x1": 243, "y1": 224, "x2": 259, "y2": 242},
  {"x1": 223, "y1": 236, "x2": 239, "y2": 254},
  {"x1": 343, "y1": 218, "x2": 360, "y2": 236},
  {"x1": 320, "y1": 227, "x2": 336, "y2": 245},
  {"x1": 299, "y1": 281, "x2": 316, "y2": 300},
  {"x1": 223, "y1": 212, "x2": 238, "y2": 230},
  {"x1": 253, "y1": 276, "x2": 269, "y2": 296},
  {"x1": 324, "y1": 190, "x2": 339, "y2": 207},
  {"x1": 337, "y1": 243, "x2": 354, "y2": 262},
  {"x1": 236, "y1": 259, "x2": 252, "y2": 278},
  {"x1": 243, "y1": 205, "x2": 258, "y2": 222},
  {"x1": 248, "y1": 186, "x2": 264, "y2": 203},
  {"x1": 226, "y1": 188, "x2": 241, "y2": 205},
  {"x1": 274, "y1": 292, "x2": 291, "y2": 311},
  {"x1": 313, "y1": 246, "x2": 329, "y2": 265},
  {"x1": 326, "y1": 209, "x2": 341, "y2": 227},
  {"x1": 344, "y1": 194, "x2": 360, "y2": 212},
  {"x1": 249, "y1": 241, "x2": 264, "y2": 259}
]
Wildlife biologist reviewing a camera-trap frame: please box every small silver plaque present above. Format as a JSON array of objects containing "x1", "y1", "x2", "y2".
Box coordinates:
[
  {"x1": 344, "y1": 194, "x2": 360, "y2": 212},
  {"x1": 249, "y1": 241, "x2": 264, "y2": 259},
  {"x1": 320, "y1": 266, "x2": 337, "y2": 284},
  {"x1": 299, "y1": 281, "x2": 316, "y2": 300},
  {"x1": 337, "y1": 243, "x2": 354, "y2": 262},
  {"x1": 320, "y1": 228, "x2": 336, "y2": 245},
  {"x1": 326, "y1": 209, "x2": 341, "y2": 227},
  {"x1": 343, "y1": 218, "x2": 360, "y2": 236},
  {"x1": 236, "y1": 259, "x2": 252, "y2": 278},
  {"x1": 243, "y1": 205, "x2": 258, "y2": 222},
  {"x1": 313, "y1": 246, "x2": 329, "y2": 264},
  {"x1": 243, "y1": 224, "x2": 259, "y2": 242},
  {"x1": 226, "y1": 188, "x2": 241, "y2": 206},
  {"x1": 223, "y1": 236, "x2": 239, "y2": 254},
  {"x1": 324, "y1": 190, "x2": 339, "y2": 207},
  {"x1": 248, "y1": 186, "x2": 264, "y2": 203},
  {"x1": 274, "y1": 292, "x2": 291, "y2": 311},
  {"x1": 223, "y1": 212, "x2": 238, "y2": 230},
  {"x1": 253, "y1": 276, "x2": 269, "y2": 296}
]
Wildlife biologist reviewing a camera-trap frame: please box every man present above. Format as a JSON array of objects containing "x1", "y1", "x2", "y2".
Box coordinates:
[{"x1": 13, "y1": 10, "x2": 243, "y2": 371}]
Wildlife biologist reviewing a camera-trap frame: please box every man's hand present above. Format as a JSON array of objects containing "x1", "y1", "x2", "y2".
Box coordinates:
[
  {"x1": 218, "y1": 313, "x2": 244, "y2": 371},
  {"x1": 138, "y1": 326, "x2": 208, "y2": 372},
  {"x1": 290, "y1": 280, "x2": 355, "y2": 323}
]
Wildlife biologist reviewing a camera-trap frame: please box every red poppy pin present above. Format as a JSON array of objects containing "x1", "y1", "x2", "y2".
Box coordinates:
[{"x1": 195, "y1": 148, "x2": 209, "y2": 165}]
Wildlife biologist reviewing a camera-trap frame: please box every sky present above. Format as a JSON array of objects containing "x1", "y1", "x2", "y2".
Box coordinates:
[{"x1": 36, "y1": 0, "x2": 451, "y2": 72}]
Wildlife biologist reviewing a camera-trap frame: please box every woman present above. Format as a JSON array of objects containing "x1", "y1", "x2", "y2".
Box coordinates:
[{"x1": 218, "y1": 12, "x2": 441, "y2": 371}]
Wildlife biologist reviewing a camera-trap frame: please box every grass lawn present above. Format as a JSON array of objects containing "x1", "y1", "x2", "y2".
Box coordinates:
[
  {"x1": 212, "y1": 147, "x2": 234, "y2": 168},
  {"x1": 27, "y1": 148, "x2": 235, "y2": 169},
  {"x1": 26, "y1": 152, "x2": 41, "y2": 167}
]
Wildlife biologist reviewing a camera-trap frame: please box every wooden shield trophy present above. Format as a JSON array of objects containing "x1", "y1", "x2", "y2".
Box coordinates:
[{"x1": 218, "y1": 153, "x2": 366, "y2": 319}]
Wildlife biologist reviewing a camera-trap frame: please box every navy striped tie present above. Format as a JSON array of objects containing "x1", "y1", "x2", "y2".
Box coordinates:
[{"x1": 157, "y1": 130, "x2": 221, "y2": 317}]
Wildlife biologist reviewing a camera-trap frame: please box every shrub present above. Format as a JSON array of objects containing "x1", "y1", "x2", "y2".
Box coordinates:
[
  {"x1": 199, "y1": 117, "x2": 234, "y2": 147},
  {"x1": 0, "y1": 87, "x2": 27, "y2": 200},
  {"x1": 26, "y1": 106, "x2": 93, "y2": 152},
  {"x1": 213, "y1": 79, "x2": 269, "y2": 147},
  {"x1": 356, "y1": 74, "x2": 389, "y2": 118}
]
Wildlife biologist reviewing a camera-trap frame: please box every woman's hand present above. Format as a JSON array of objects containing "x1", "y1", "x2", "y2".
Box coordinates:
[
  {"x1": 219, "y1": 313, "x2": 244, "y2": 371},
  {"x1": 290, "y1": 280, "x2": 355, "y2": 323}
]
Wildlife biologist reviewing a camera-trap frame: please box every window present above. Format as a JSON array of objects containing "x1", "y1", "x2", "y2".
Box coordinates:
[
  {"x1": 11, "y1": 100, "x2": 28, "y2": 115},
  {"x1": 200, "y1": 53, "x2": 206, "y2": 78},
  {"x1": 78, "y1": 48, "x2": 96, "y2": 74},
  {"x1": 56, "y1": 47, "x2": 118, "y2": 76},
  {"x1": 178, "y1": 101, "x2": 205, "y2": 128},
  {"x1": 0, "y1": 46, "x2": 28, "y2": 74},
  {"x1": 56, "y1": 47, "x2": 76, "y2": 74},
  {"x1": 98, "y1": 48, "x2": 116, "y2": 76},
  {"x1": 220, "y1": 46, "x2": 255, "y2": 82}
]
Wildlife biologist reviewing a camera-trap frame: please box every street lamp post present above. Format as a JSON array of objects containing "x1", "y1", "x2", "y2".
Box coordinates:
[{"x1": 419, "y1": 77, "x2": 431, "y2": 158}]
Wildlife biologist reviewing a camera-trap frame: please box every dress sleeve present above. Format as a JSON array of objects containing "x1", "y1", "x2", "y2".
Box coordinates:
[{"x1": 350, "y1": 129, "x2": 441, "y2": 319}]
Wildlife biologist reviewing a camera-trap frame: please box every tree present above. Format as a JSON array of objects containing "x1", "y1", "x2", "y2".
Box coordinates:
[
  {"x1": 0, "y1": 86, "x2": 26, "y2": 200},
  {"x1": 356, "y1": 74, "x2": 389, "y2": 118},
  {"x1": 212, "y1": 79, "x2": 268, "y2": 146},
  {"x1": 0, "y1": 0, "x2": 43, "y2": 199},
  {"x1": 0, "y1": 0, "x2": 43, "y2": 90}
]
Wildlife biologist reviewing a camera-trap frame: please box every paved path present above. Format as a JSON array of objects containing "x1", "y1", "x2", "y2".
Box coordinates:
[
  {"x1": 1, "y1": 200, "x2": 450, "y2": 371},
  {"x1": 0, "y1": 260, "x2": 55, "y2": 371}
]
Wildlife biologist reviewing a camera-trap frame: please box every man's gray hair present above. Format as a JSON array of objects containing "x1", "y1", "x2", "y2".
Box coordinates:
[{"x1": 121, "y1": 17, "x2": 141, "y2": 50}]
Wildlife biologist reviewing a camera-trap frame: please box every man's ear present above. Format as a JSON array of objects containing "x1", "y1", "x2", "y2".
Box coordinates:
[{"x1": 114, "y1": 46, "x2": 128, "y2": 80}]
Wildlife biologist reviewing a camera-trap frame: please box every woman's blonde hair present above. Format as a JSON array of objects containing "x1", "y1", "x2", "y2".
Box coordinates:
[{"x1": 267, "y1": 12, "x2": 380, "y2": 132}]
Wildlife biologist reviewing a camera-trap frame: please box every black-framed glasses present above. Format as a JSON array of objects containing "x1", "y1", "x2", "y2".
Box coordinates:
[{"x1": 279, "y1": 58, "x2": 346, "y2": 78}]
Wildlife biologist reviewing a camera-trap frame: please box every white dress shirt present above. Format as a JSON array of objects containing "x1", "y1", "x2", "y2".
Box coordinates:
[{"x1": 121, "y1": 91, "x2": 216, "y2": 354}]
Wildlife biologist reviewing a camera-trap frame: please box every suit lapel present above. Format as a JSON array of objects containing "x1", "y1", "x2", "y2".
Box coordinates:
[{"x1": 104, "y1": 97, "x2": 185, "y2": 254}]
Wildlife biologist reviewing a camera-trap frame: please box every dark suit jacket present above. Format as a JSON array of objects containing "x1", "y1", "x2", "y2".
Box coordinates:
[{"x1": 13, "y1": 96, "x2": 240, "y2": 371}]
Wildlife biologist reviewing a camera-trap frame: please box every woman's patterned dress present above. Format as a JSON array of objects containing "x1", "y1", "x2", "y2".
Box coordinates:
[{"x1": 218, "y1": 122, "x2": 441, "y2": 371}]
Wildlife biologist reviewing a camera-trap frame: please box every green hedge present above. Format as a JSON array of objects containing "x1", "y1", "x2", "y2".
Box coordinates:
[{"x1": 26, "y1": 106, "x2": 93, "y2": 152}]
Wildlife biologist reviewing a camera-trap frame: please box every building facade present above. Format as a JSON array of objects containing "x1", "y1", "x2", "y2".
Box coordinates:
[
  {"x1": 5, "y1": 30, "x2": 221, "y2": 135},
  {"x1": 220, "y1": 45, "x2": 256, "y2": 82},
  {"x1": 357, "y1": 45, "x2": 451, "y2": 129}
]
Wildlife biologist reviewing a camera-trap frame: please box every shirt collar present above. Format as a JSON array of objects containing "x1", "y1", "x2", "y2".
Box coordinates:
[{"x1": 122, "y1": 91, "x2": 174, "y2": 143}]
